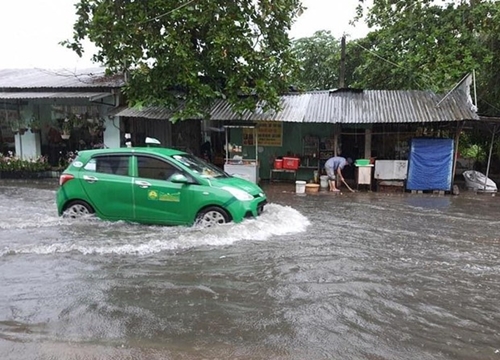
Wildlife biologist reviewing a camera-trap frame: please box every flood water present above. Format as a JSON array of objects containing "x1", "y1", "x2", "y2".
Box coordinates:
[{"x1": 0, "y1": 180, "x2": 499, "y2": 360}]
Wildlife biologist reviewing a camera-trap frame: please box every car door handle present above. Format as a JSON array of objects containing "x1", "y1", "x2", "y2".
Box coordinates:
[
  {"x1": 83, "y1": 175, "x2": 98, "y2": 183},
  {"x1": 135, "y1": 180, "x2": 151, "y2": 188}
]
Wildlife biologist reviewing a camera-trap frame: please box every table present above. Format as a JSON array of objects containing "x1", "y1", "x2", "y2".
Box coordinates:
[
  {"x1": 355, "y1": 164, "x2": 374, "y2": 189},
  {"x1": 270, "y1": 169, "x2": 297, "y2": 182},
  {"x1": 224, "y1": 163, "x2": 259, "y2": 184}
]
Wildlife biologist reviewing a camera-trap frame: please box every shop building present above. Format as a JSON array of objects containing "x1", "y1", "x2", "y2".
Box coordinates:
[{"x1": 1, "y1": 68, "x2": 478, "y2": 191}]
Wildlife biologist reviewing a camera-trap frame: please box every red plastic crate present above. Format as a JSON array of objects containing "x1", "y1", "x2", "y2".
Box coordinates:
[{"x1": 282, "y1": 157, "x2": 300, "y2": 170}]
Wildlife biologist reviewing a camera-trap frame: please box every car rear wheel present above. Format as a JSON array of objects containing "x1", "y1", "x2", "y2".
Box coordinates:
[
  {"x1": 195, "y1": 206, "x2": 230, "y2": 227},
  {"x1": 63, "y1": 200, "x2": 95, "y2": 219}
]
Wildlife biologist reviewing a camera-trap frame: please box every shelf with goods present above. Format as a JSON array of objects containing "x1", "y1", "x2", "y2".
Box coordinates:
[
  {"x1": 223, "y1": 125, "x2": 259, "y2": 184},
  {"x1": 300, "y1": 135, "x2": 320, "y2": 170},
  {"x1": 318, "y1": 137, "x2": 335, "y2": 171}
]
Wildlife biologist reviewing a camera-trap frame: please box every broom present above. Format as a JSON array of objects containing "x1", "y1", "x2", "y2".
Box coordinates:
[{"x1": 341, "y1": 178, "x2": 356, "y2": 193}]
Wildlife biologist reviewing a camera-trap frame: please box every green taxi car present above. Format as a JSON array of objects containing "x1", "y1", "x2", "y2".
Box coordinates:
[{"x1": 56, "y1": 147, "x2": 267, "y2": 227}]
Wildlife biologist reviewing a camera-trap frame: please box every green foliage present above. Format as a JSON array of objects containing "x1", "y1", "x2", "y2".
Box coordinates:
[
  {"x1": 459, "y1": 132, "x2": 487, "y2": 163},
  {"x1": 462, "y1": 143, "x2": 486, "y2": 163},
  {"x1": 352, "y1": 0, "x2": 500, "y2": 117},
  {"x1": 289, "y1": 31, "x2": 372, "y2": 91},
  {"x1": 290, "y1": 30, "x2": 341, "y2": 90},
  {"x1": 29, "y1": 116, "x2": 41, "y2": 131},
  {"x1": 0, "y1": 153, "x2": 51, "y2": 172},
  {"x1": 63, "y1": 0, "x2": 304, "y2": 120}
]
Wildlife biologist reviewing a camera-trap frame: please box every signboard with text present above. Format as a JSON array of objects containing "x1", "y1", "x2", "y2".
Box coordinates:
[{"x1": 243, "y1": 121, "x2": 282, "y2": 147}]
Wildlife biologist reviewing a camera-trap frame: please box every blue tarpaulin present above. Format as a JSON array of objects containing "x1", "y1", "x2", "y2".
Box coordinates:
[{"x1": 406, "y1": 138, "x2": 454, "y2": 191}]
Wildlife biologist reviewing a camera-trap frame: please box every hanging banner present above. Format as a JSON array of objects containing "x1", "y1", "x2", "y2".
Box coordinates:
[{"x1": 243, "y1": 121, "x2": 282, "y2": 147}]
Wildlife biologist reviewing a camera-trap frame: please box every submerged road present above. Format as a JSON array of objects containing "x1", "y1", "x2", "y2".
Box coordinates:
[{"x1": 0, "y1": 180, "x2": 499, "y2": 360}]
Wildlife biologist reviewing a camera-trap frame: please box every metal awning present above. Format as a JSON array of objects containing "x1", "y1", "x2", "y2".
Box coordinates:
[
  {"x1": 109, "y1": 106, "x2": 180, "y2": 120},
  {"x1": 0, "y1": 92, "x2": 113, "y2": 100}
]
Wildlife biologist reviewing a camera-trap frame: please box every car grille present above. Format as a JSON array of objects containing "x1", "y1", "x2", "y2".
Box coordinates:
[
  {"x1": 244, "y1": 199, "x2": 267, "y2": 219},
  {"x1": 257, "y1": 200, "x2": 267, "y2": 215}
]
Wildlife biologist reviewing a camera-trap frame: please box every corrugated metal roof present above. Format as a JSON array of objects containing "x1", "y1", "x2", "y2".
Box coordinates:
[
  {"x1": 0, "y1": 68, "x2": 478, "y2": 124},
  {"x1": 106, "y1": 89, "x2": 479, "y2": 123},
  {"x1": 0, "y1": 92, "x2": 113, "y2": 100},
  {"x1": 304, "y1": 89, "x2": 478, "y2": 123},
  {"x1": 210, "y1": 93, "x2": 311, "y2": 122},
  {"x1": 109, "y1": 106, "x2": 179, "y2": 120},
  {"x1": 0, "y1": 68, "x2": 124, "y2": 89},
  {"x1": 111, "y1": 93, "x2": 311, "y2": 121}
]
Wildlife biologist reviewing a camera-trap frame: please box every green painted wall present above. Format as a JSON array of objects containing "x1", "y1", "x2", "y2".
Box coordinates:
[{"x1": 226, "y1": 122, "x2": 338, "y2": 182}]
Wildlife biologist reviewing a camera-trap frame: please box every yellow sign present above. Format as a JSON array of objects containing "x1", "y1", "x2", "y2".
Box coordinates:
[
  {"x1": 148, "y1": 189, "x2": 181, "y2": 202},
  {"x1": 243, "y1": 121, "x2": 282, "y2": 147},
  {"x1": 148, "y1": 190, "x2": 159, "y2": 200},
  {"x1": 159, "y1": 192, "x2": 180, "y2": 202}
]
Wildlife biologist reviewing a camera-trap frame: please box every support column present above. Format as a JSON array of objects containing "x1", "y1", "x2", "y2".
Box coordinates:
[
  {"x1": 364, "y1": 128, "x2": 372, "y2": 159},
  {"x1": 103, "y1": 117, "x2": 121, "y2": 149},
  {"x1": 15, "y1": 131, "x2": 41, "y2": 159},
  {"x1": 451, "y1": 121, "x2": 464, "y2": 184},
  {"x1": 333, "y1": 124, "x2": 341, "y2": 156}
]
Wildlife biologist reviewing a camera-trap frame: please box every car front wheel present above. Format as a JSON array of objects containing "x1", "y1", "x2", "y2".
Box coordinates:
[
  {"x1": 63, "y1": 200, "x2": 95, "y2": 218},
  {"x1": 195, "y1": 206, "x2": 230, "y2": 227}
]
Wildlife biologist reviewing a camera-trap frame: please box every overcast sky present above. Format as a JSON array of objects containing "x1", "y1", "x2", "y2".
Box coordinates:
[{"x1": 0, "y1": 0, "x2": 369, "y2": 70}]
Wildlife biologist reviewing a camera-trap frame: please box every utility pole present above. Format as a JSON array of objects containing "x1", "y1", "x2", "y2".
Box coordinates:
[
  {"x1": 334, "y1": 35, "x2": 347, "y2": 158},
  {"x1": 339, "y1": 35, "x2": 346, "y2": 88}
]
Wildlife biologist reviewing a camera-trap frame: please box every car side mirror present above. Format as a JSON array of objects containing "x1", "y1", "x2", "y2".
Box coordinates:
[{"x1": 170, "y1": 173, "x2": 189, "y2": 184}]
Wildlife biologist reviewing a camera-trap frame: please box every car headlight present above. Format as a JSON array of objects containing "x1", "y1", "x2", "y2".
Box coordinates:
[{"x1": 222, "y1": 186, "x2": 253, "y2": 201}]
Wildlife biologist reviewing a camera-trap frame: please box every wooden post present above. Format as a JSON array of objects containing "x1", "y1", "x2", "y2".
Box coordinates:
[
  {"x1": 333, "y1": 124, "x2": 341, "y2": 156},
  {"x1": 484, "y1": 125, "x2": 497, "y2": 190},
  {"x1": 336, "y1": 35, "x2": 346, "y2": 160},
  {"x1": 364, "y1": 128, "x2": 372, "y2": 159},
  {"x1": 451, "y1": 121, "x2": 464, "y2": 185},
  {"x1": 339, "y1": 36, "x2": 346, "y2": 89}
]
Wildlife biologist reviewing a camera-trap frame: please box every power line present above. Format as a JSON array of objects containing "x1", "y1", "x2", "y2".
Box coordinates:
[
  {"x1": 351, "y1": 41, "x2": 436, "y2": 91},
  {"x1": 142, "y1": 0, "x2": 197, "y2": 24}
]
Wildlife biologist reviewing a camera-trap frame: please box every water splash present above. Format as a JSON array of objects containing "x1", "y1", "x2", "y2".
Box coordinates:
[{"x1": 1, "y1": 204, "x2": 310, "y2": 256}]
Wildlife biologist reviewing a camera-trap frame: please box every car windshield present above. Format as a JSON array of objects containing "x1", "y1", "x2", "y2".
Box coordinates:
[{"x1": 172, "y1": 154, "x2": 228, "y2": 178}]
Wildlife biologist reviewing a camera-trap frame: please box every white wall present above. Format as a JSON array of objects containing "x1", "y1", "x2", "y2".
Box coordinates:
[
  {"x1": 103, "y1": 117, "x2": 121, "y2": 149},
  {"x1": 12, "y1": 99, "x2": 123, "y2": 156},
  {"x1": 15, "y1": 131, "x2": 41, "y2": 159},
  {"x1": 14, "y1": 104, "x2": 42, "y2": 159}
]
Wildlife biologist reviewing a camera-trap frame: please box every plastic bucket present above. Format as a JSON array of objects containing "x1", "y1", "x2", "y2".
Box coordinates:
[
  {"x1": 274, "y1": 159, "x2": 283, "y2": 169},
  {"x1": 320, "y1": 175, "x2": 329, "y2": 188},
  {"x1": 295, "y1": 180, "x2": 306, "y2": 194}
]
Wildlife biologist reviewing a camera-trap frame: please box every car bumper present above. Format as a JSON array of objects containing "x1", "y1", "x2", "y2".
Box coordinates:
[
  {"x1": 227, "y1": 196, "x2": 267, "y2": 223},
  {"x1": 56, "y1": 188, "x2": 67, "y2": 216}
]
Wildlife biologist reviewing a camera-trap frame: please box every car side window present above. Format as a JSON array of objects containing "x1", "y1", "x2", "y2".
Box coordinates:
[
  {"x1": 137, "y1": 156, "x2": 179, "y2": 181},
  {"x1": 84, "y1": 155, "x2": 130, "y2": 176}
]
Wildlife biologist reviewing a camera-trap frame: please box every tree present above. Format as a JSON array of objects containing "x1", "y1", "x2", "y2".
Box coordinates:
[
  {"x1": 350, "y1": 0, "x2": 500, "y2": 173},
  {"x1": 351, "y1": 0, "x2": 500, "y2": 117},
  {"x1": 289, "y1": 30, "x2": 372, "y2": 91},
  {"x1": 290, "y1": 30, "x2": 341, "y2": 90},
  {"x1": 63, "y1": 0, "x2": 304, "y2": 120}
]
